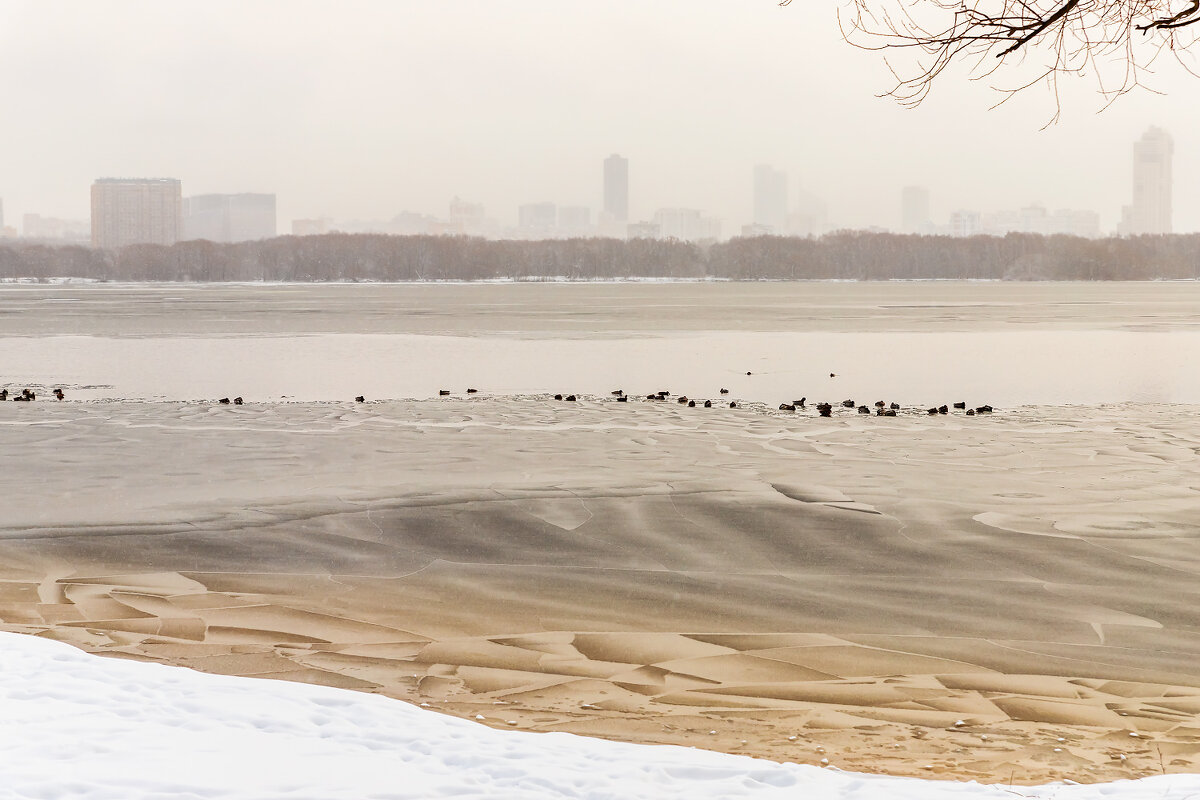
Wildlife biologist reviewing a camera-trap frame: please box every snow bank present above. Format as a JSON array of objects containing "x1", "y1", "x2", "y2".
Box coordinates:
[{"x1": 0, "y1": 632, "x2": 1197, "y2": 799}]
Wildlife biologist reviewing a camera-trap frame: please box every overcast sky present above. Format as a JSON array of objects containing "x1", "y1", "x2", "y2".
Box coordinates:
[{"x1": 2, "y1": 0, "x2": 1199, "y2": 234}]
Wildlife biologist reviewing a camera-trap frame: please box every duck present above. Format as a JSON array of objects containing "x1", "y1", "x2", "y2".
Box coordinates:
[
  {"x1": 353, "y1": 396, "x2": 364, "y2": 403},
  {"x1": 817, "y1": 403, "x2": 833, "y2": 417},
  {"x1": 234, "y1": 397, "x2": 244, "y2": 405}
]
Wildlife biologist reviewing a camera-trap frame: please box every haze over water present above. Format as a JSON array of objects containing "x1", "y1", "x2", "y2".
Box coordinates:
[{"x1": 3, "y1": 281, "x2": 1200, "y2": 407}]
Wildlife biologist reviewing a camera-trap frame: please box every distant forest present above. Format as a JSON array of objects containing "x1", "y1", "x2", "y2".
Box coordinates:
[{"x1": 1, "y1": 231, "x2": 1199, "y2": 282}]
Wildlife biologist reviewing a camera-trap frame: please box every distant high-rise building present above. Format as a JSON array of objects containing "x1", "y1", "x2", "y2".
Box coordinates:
[
  {"x1": 1119, "y1": 127, "x2": 1173, "y2": 235},
  {"x1": 964, "y1": 205, "x2": 1101, "y2": 238},
  {"x1": 653, "y1": 208, "x2": 721, "y2": 242},
  {"x1": 789, "y1": 188, "x2": 828, "y2": 237},
  {"x1": 1012, "y1": 204, "x2": 1049, "y2": 236},
  {"x1": 753, "y1": 165, "x2": 788, "y2": 233},
  {"x1": 518, "y1": 202, "x2": 557, "y2": 232},
  {"x1": 604, "y1": 154, "x2": 628, "y2": 222},
  {"x1": 182, "y1": 193, "x2": 276, "y2": 243},
  {"x1": 91, "y1": 178, "x2": 182, "y2": 249},
  {"x1": 948, "y1": 210, "x2": 981, "y2": 238},
  {"x1": 449, "y1": 197, "x2": 486, "y2": 235},
  {"x1": 0, "y1": 199, "x2": 12, "y2": 239},
  {"x1": 901, "y1": 186, "x2": 931, "y2": 234}
]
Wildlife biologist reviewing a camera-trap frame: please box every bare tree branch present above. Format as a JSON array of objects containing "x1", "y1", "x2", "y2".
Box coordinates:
[
  {"x1": 788, "y1": 0, "x2": 1200, "y2": 112},
  {"x1": 997, "y1": 0, "x2": 1080, "y2": 55},
  {"x1": 1138, "y1": 0, "x2": 1200, "y2": 30}
]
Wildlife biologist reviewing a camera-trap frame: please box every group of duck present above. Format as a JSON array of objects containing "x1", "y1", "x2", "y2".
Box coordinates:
[
  {"x1": 439, "y1": 388, "x2": 995, "y2": 417},
  {"x1": 2, "y1": 388, "x2": 64, "y2": 402},
  {"x1": 781, "y1": 398, "x2": 994, "y2": 417},
  {"x1": 220, "y1": 395, "x2": 367, "y2": 404},
  {"x1": 3, "y1": 387, "x2": 993, "y2": 416}
]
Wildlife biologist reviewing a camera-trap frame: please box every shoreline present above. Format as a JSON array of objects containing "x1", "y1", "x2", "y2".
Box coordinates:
[{"x1": 3, "y1": 399, "x2": 1200, "y2": 783}]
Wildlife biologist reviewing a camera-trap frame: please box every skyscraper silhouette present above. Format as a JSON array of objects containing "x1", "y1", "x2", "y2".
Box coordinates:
[
  {"x1": 1120, "y1": 127, "x2": 1173, "y2": 235},
  {"x1": 753, "y1": 165, "x2": 787, "y2": 234},
  {"x1": 901, "y1": 186, "x2": 930, "y2": 234},
  {"x1": 604, "y1": 154, "x2": 628, "y2": 223}
]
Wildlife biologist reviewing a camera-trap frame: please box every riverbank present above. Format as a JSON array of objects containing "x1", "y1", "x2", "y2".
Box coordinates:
[{"x1": 4, "y1": 399, "x2": 1200, "y2": 782}]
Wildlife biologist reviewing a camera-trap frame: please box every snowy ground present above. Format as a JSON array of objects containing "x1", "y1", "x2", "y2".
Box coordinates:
[{"x1": 2, "y1": 632, "x2": 1199, "y2": 800}]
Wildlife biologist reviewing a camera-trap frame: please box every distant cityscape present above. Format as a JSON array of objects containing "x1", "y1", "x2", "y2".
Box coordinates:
[{"x1": 0, "y1": 127, "x2": 1177, "y2": 249}]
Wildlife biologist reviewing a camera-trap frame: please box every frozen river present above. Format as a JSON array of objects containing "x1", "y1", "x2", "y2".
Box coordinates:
[
  {"x1": 9, "y1": 280, "x2": 1200, "y2": 787},
  {"x1": 3, "y1": 280, "x2": 1200, "y2": 407}
]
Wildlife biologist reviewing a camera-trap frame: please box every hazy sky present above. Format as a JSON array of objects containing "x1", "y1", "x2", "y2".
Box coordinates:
[{"x1": 3, "y1": 0, "x2": 1199, "y2": 233}]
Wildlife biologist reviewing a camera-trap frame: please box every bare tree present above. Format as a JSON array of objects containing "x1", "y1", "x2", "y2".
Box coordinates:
[{"x1": 782, "y1": 0, "x2": 1200, "y2": 114}]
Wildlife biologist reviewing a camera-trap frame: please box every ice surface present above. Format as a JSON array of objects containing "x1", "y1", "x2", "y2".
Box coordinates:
[{"x1": 5, "y1": 282, "x2": 1200, "y2": 406}]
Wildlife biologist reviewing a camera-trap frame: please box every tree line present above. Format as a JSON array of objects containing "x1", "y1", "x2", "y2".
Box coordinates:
[{"x1": 1, "y1": 231, "x2": 1198, "y2": 282}]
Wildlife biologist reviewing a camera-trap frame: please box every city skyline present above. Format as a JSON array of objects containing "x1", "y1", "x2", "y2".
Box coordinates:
[
  {"x1": 33, "y1": 130, "x2": 1176, "y2": 246},
  {"x1": 14, "y1": 147, "x2": 1197, "y2": 240},
  {"x1": 1, "y1": 2, "x2": 1199, "y2": 239},
  {"x1": 0, "y1": 167, "x2": 1173, "y2": 247}
]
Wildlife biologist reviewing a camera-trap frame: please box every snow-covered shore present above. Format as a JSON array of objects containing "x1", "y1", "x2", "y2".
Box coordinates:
[{"x1": 2, "y1": 631, "x2": 1196, "y2": 799}]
